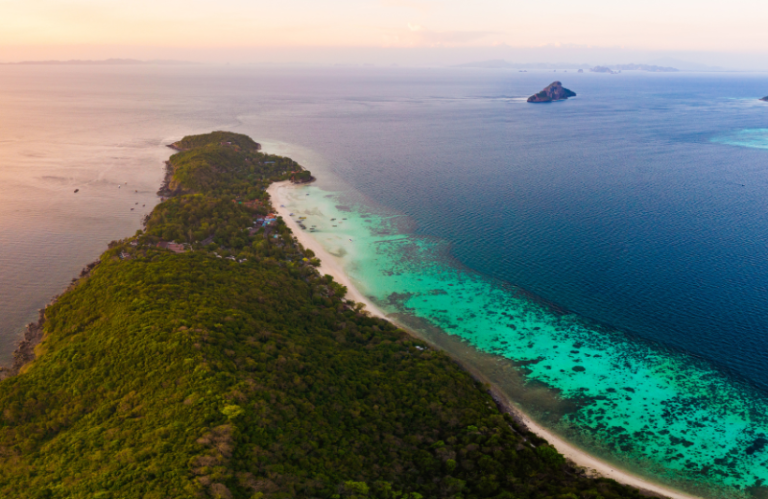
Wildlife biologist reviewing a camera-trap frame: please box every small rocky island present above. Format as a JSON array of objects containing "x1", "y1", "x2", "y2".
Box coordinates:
[
  {"x1": 761, "y1": 96, "x2": 768, "y2": 102},
  {"x1": 527, "y1": 81, "x2": 576, "y2": 103}
]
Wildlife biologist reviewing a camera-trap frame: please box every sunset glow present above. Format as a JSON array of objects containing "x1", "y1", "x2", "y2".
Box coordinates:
[{"x1": 2, "y1": 0, "x2": 768, "y2": 62}]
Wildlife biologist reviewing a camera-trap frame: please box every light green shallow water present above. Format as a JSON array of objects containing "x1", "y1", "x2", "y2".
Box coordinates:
[
  {"x1": 280, "y1": 183, "x2": 768, "y2": 499},
  {"x1": 711, "y1": 129, "x2": 768, "y2": 150}
]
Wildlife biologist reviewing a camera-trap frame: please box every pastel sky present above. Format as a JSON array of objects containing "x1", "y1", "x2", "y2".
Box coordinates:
[{"x1": 2, "y1": 0, "x2": 768, "y2": 65}]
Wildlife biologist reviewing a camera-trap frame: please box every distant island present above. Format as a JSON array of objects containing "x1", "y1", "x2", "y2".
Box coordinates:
[
  {"x1": 454, "y1": 60, "x2": 678, "y2": 72},
  {"x1": 455, "y1": 60, "x2": 590, "y2": 70},
  {"x1": 761, "y1": 96, "x2": 768, "y2": 102},
  {"x1": 590, "y1": 64, "x2": 678, "y2": 73},
  {"x1": 2, "y1": 58, "x2": 194, "y2": 65},
  {"x1": 527, "y1": 81, "x2": 576, "y2": 103}
]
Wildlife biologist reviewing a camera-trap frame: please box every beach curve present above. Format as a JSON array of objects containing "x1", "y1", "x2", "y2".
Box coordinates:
[{"x1": 267, "y1": 180, "x2": 700, "y2": 499}]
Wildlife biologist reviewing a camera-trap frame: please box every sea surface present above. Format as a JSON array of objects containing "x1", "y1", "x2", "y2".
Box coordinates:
[{"x1": 2, "y1": 65, "x2": 768, "y2": 497}]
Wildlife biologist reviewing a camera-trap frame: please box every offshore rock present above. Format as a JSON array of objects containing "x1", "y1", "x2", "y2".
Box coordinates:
[{"x1": 527, "y1": 81, "x2": 576, "y2": 103}]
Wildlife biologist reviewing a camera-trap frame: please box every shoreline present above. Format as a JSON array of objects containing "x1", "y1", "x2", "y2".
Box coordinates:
[
  {"x1": 267, "y1": 181, "x2": 389, "y2": 322},
  {"x1": 268, "y1": 180, "x2": 701, "y2": 499}
]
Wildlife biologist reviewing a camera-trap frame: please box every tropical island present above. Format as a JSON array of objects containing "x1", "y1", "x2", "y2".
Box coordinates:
[
  {"x1": 527, "y1": 81, "x2": 576, "y2": 103},
  {"x1": 761, "y1": 96, "x2": 768, "y2": 101},
  {"x1": 0, "y1": 131, "x2": 655, "y2": 498}
]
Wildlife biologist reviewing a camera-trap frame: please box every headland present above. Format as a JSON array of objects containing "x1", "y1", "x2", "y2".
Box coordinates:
[{"x1": 0, "y1": 130, "x2": 692, "y2": 499}]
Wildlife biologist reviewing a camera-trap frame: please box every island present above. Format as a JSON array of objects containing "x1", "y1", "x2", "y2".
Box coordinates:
[
  {"x1": 527, "y1": 81, "x2": 576, "y2": 103},
  {"x1": 761, "y1": 96, "x2": 768, "y2": 102},
  {"x1": 590, "y1": 64, "x2": 677, "y2": 73},
  {"x1": 0, "y1": 131, "x2": 650, "y2": 499}
]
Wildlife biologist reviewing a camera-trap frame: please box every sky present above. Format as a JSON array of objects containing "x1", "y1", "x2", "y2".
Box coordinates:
[{"x1": 2, "y1": 0, "x2": 768, "y2": 68}]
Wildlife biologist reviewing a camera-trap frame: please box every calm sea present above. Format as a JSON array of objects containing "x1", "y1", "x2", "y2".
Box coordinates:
[{"x1": 2, "y1": 65, "x2": 768, "y2": 497}]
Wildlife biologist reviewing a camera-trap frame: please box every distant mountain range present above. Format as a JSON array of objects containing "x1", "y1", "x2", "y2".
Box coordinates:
[
  {"x1": 455, "y1": 60, "x2": 679, "y2": 72},
  {"x1": 3, "y1": 58, "x2": 195, "y2": 65}
]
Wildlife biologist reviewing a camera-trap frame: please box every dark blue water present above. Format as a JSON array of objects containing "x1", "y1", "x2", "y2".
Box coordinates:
[
  {"x1": 270, "y1": 71, "x2": 768, "y2": 390},
  {"x1": 258, "y1": 70, "x2": 768, "y2": 497},
  {"x1": 5, "y1": 66, "x2": 768, "y2": 496}
]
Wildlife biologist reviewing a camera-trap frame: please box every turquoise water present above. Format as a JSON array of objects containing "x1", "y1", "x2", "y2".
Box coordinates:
[
  {"x1": 712, "y1": 129, "x2": 768, "y2": 150},
  {"x1": 281, "y1": 184, "x2": 768, "y2": 499}
]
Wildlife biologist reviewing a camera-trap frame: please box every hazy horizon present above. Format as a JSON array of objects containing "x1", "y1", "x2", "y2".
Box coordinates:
[
  {"x1": 3, "y1": 47, "x2": 768, "y2": 72},
  {"x1": 3, "y1": 0, "x2": 768, "y2": 71}
]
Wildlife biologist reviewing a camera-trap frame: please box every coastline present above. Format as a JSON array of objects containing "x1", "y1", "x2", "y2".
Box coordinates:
[
  {"x1": 268, "y1": 180, "x2": 701, "y2": 499},
  {"x1": 267, "y1": 182, "x2": 388, "y2": 322}
]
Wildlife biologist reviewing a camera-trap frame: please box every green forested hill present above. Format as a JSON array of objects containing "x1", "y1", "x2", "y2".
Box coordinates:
[{"x1": 0, "y1": 132, "x2": 648, "y2": 499}]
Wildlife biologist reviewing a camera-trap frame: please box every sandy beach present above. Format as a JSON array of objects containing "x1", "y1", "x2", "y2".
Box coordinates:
[
  {"x1": 268, "y1": 180, "x2": 701, "y2": 499},
  {"x1": 267, "y1": 182, "x2": 389, "y2": 322}
]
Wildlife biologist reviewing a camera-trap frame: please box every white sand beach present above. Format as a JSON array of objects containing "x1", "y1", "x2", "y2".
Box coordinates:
[
  {"x1": 268, "y1": 181, "x2": 389, "y2": 321},
  {"x1": 268, "y1": 180, "x2": 701, "y2": 499}
]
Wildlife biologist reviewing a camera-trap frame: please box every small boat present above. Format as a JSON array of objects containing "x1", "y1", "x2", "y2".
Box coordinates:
[
  {"x1": 331, "y1": 218, "x2": 336, "y2": 221},
  {"x1": 349, "y1": 239, "x2": 353, "y2": 241}
]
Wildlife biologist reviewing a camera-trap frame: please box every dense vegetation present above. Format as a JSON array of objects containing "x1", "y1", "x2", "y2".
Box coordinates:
[
  {"x1": 0, "y1": 132, "x2": 648, "y2": 499},
  {"x1": 165, "y1": 132, "x2": 303, "y2": 197}
]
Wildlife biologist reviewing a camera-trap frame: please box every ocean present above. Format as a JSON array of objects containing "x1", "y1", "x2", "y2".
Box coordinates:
[{"x1": 2, "y1": 65, "x2": 768, "y2": 497}]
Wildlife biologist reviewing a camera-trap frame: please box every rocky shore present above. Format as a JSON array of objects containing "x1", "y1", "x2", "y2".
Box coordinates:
[
  {"x1": 157, "y1": 160, "x2": 177, "y2": 197},
  {"x1": 0, "y1": 260, "x2": 100, "y2": 379},
  {"x1": 0, "y1": 310, "x2": 45, "y2": 380}
]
